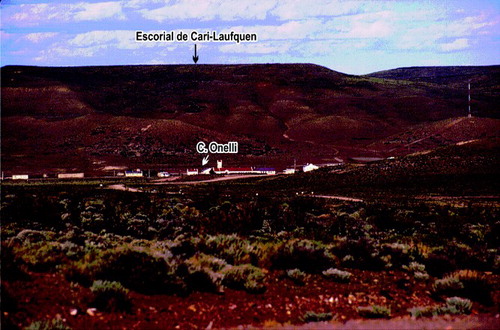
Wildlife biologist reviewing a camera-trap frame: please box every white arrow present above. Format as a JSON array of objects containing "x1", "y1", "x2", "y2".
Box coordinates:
[{"x1": 202, "y1": 154, "x2": 209, "y2": 166}]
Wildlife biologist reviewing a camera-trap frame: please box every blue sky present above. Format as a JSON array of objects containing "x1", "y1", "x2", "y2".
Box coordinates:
[{"x1": 2, "y1": 0, "x2": 499, "y2": 74}]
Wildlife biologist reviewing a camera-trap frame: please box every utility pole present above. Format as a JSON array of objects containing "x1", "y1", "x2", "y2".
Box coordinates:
[{"x1": 468, "y1": 81, "x2": 472, "y2": 118}]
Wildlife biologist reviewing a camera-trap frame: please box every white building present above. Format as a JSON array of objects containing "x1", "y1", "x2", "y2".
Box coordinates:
[
  {"x1": 157, "y1": 172, "x2": 170, "y2": 178},
  {"x1": 12, "y1": 174, "x2": 29, "y2": 180},
  {"x1": 58, "y1": 173, "x2": 84, "y2": 179},
  {"x1": 284, "y1": 168, "x2": 296, "y2": 175},
  {"x1": 303, "y1": 163, "x2": 319, "y2": 172},
  {"x1": 200, "y1": 168, "x2": 213, "y2": 175},
  {"x1": 125, "y1": 169, "x2": 143, "y2": 177},
  {"x1": 254, "y1": 168, "x2": 276, "y2": 175},
  {"x1": 186, "y1": 169, "x2": 199, "y2": 175}
]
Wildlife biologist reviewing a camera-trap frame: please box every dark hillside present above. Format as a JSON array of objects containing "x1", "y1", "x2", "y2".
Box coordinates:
[
  {"x1": 366, "y1": 66, "x2": 500, "y2": 118},
  {"x1": 2, "y1": 64, "x2": 498, "y2": 173}
]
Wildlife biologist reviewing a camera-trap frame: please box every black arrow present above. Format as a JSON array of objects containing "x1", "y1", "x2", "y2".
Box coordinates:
[{"x1": 192, "y1": 44, "x2": 199, "y2": 64}]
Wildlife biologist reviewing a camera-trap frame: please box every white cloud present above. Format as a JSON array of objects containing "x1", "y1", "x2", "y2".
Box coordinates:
[
  {"x1": 140, "y1": 0, "x2": 277, "y2": 22},
  {"x1": 69, "y1": 30, "x2": 183, "y2": 50},
  {"x1": 223, "y1": 19, "x2": 323, "y2": 41},
  {"x1": 24, "y1": 32, "x2": 59, "y2": 43},
  {"x1": 6, "y1": 2, "x2": 125, "y2": 25},
  {"x1": 440, "y1": 38, "x2": 469, "y2": 52},
  {"x1": 397, "y1": 14, "x2": 497, "y2": 50},
  {"x1": 73, "y1": 2, "x2": 125, "y2": 21},
  {"x1": 34, "y1": 45, "x2": 106, "y2": 62},
  {"x1": 70, "y1": 30, "x2": 141, "y2": 50},
  {"x1": 346, "y1": 19, "x2": 393, "y2": 38},
  {"x1": 220, "y1": 42, "x2": 291, "y2": 54},
  {"x1": 271, "y1": 0, "x2": 366, "y2": 20}
]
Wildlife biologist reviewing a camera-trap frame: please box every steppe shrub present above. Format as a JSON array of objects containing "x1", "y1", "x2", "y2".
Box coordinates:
[
  {"x1": 286, "y1": 268, "x2": 307, "y2": 285},
  {"x1": 331, "y1": 238, "x2": 385, "y2": 270},
  {"x1": 408, "y1": 297, "x2": 472, "y2": 318},
  {"x1": 443, "y1": 297, "x2": 472, "y2": 315},
  {"x1": 448, "y1": 270, "x2": 493, "y2": 304},
  {"x1": 79, "y1": 206, "x2": 105, "y2": 232},
  {"x1": 381, "y1": 243, "x2": 412, "y2": 268},
  {"x1": 403, "y1": 262, "x2": 425, "y2": 273},
  {"x1": 357, "y1": 305, "x2": 391, "y2": 318},
  {"x1": 17, "y1": 241, "x2": 67, "y2": 272},
  {"x1": 248, "y1": 241, "x2": 283, "y2": 268},
  {"x1": 203, "y1": 234, "x2": 253, "y2": 265},
  {"x1": 90, "y1": 280, "x2": 132, "y2": 312},
  {"x1": 322, "y1": 268, "x2": 352, "y2": 283},
  {"x1": 222, "y1": 264, "x2": 266, "y2": 294},
  {"x1": 187, "y1": 253, "x2": 228, "y2": 272},
  {"x1": 301, "y1": 311, "x2": 333, "y2": 323},
  {"x1": 15, "y1": 229, "x2": 55, "y2": 243},
  {"x1": 1, "y1": 242, "x2": 28, "y2": 280},
  {"x1": 432, "y1": 276, "x2": 464, "y2": 296},
  {"x1": 408, "y1": 305, "x2": 439, "y2": 318},
  {"x1": 433, "y1": 270, "x2": 492, "y2": 304},
  {"x1": 25, "y1": 318, "x2": 71, "y2": 330},
  {"x1": 403, "y1": 262, "x2": 429, "y2": 281},
  {"x1": 170, "y1": 235, "x2": 201, "y2": 257},
  {"x1": 272, "y1": 239, "x2": 338, "y2": 273},
  {"x1": 184, "y1": 253, "x2": 226, "y2": 293},
  {"x1": 64, "y1": 246, "x2": 186, "y2": 295},
  {"x1": 414, "y1": 271, "x2": 430, "y2": 281}
]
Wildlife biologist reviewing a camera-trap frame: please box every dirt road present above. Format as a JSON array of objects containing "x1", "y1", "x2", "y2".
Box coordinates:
[{"x1": 309, "y1": 195, "x2": 364, "y2": 202}]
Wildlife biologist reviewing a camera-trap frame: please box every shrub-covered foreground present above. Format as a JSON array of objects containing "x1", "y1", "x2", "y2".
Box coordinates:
[{"x1": 1, "y1": 187, "x2": 499, "y2": 328}]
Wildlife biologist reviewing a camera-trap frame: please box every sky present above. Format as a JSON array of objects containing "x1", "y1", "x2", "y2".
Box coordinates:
[{"x1": 1, "y1": 0, "x2": 499, "y2": 74}]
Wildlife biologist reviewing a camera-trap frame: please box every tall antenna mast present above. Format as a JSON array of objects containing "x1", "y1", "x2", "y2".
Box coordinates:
[{"x1": 468, "y1": 81, "x2": 472, "y2": 118}]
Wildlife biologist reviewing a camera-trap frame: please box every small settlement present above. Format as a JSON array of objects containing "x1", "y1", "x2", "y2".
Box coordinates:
[{"x1": 4, "y1": 159, "x2": 345, "y2": 181}]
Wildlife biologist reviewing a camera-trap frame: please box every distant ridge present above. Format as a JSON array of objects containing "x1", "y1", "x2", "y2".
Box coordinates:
[
  {"x1": 1, "y1": 63, "x2": 499, "y2": 173},
  {"x1": 366, "y1": 65, "x2": 500, "y2": 88}
]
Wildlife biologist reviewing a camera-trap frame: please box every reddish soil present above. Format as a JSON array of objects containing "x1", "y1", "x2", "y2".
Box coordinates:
[{"x1": 4, "y1": 269, "x2": 499, "y2": 329}]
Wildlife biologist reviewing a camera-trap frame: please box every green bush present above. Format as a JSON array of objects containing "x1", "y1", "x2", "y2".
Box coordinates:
[
  {"x1": 17, "y1": 241, "x2": 67, "y2": 272},
  {"x1": 16, "y1": 229, "x2": 55, "y2": 244},
  {"x1": 408, "y1": 305, "x2": 439, "y2": 318},
  {"x1": 408, "y1": 297, "x2": 472, "y2": 318},
  {"x1": 184, "y1": 253, "x2": 226, "y2": 293},
  {"x1": 64, "y1": 246, "x2": 186, "y2": 295},
  {"x1": 272, "y1": 239, "x2": 338, "y2": 273},
  {"x1": 301, "y1": 311, "x2": 333, "y2": 323},
  {"x1": 322, "y1": 268, "x2": 352, "y2": 283},
  {"x1": 90, "y1": 280, "x2": 131, "y2": 312},
  {"x1": 222, "y1": 264, "x2": 266, "y2": 294},
  {"x1": 432, "y1": 276, "x2": 464, "y2": 296},
  {"x1": 1, "y1": 242, "x2": 28, "y2": 280},
  {"x1": 203, "y1": 234, "x2": 253, "y2": 265},
  {"x1": 448, "y1": 270, "x2": 493, "y2": 304},
  {"x1": 414, "y1": 271, "x2": 430, "y2": 281},
  {"x1": 433, "y1": 270, "x2": 492, "y2": 304},
  {"x1": 286, "y1": 268, "x2": 307, "y2": 286},
  {"x1": 403, "y1": 262, "x2": 425, "y2": 273},
  {"x1": 25, "y1": 318, "x2": 71, "y2": 330},
  {"x1": 357, "y1": 305, "x2": 391, "y2": 318},
  {"x1": 332, "y1": 238, "x2": 385, "y2": 271},
  {"x1": 442, "y1": 297, "x2": 472, "y2": 315}
]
